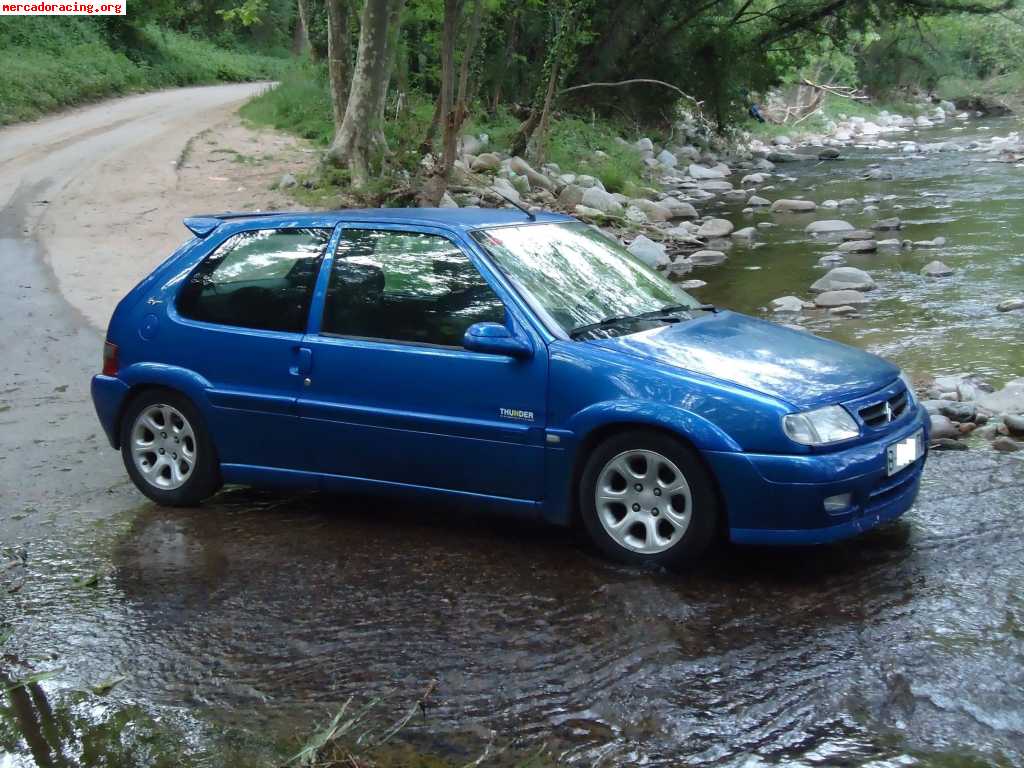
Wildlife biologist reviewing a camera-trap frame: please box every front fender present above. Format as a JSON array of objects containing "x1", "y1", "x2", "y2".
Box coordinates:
[{"x1": 567, "y1": 400, "x2": 743, "y2": 452}]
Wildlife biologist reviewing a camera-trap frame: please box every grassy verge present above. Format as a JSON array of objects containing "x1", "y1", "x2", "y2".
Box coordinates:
[
  {"x1": 0, "y1": 17, "x2": 284, "y2": 125},
  {"x1": 240, "y1": 63, "x2": 650, "y2": 198}
]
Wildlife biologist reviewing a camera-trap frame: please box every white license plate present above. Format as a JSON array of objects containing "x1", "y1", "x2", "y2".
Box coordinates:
[{"x1": 887, "y1": 429, "x2": 924, "y2": 476}]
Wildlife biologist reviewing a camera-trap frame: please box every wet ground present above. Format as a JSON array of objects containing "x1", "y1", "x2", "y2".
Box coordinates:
[{"x1": 3, "y1": 104, "x2": 1024, "y2": 766}]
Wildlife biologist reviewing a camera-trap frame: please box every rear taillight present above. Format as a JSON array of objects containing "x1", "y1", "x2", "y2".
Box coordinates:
[{"x1": 102, "y1": 341, "x2": 119, "y2": 376}]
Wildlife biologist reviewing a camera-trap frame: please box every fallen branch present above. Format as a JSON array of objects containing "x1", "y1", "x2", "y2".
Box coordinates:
[
  {"x1": 559, "y1": 78, "x2": 704, "y2": 108},
  {"x1": 800, "y1": 78, "x2": 869, "y2": 101}
]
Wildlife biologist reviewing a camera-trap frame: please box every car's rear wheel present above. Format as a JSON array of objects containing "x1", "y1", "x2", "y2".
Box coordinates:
[
  {"x1": 580, "y1": 430, "x2": 719, "y2": 567},
  {"x1": 120, "y1": 389, "x2": 221, "y2": 506}
]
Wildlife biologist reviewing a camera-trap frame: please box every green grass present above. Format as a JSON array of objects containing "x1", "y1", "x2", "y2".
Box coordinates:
[{"x1": 0, "y1": 17, "x2": 284, "y2": 125}]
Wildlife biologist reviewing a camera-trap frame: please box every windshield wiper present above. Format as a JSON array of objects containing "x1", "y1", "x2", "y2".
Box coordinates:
[{"x1": 569, "y1": 304, "x2": 708, "y2": 340}]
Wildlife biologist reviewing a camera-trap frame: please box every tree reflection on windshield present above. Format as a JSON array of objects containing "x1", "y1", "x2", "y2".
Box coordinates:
[{"x1": 472, "y1": 223, "x2": 698, "y2": 339}]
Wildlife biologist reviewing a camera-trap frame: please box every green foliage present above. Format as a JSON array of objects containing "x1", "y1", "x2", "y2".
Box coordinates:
[
  {"x1": 543, "y1": 117, "x2": 646, "y2": 192},
  {"x1": 240, "y1": 62, "x2": 335, "y2": 142},
  {"x1": 0, "y1": 18, "x2": 284, "y2": 125}
]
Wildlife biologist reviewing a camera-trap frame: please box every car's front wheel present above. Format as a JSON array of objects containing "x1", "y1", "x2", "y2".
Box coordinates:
[
  {"x1": 120, "y1": 389, "x2": 221, "y2": 506},
  {"x1": 580, "y1": 430, "x2": 719, "y2": 567}
]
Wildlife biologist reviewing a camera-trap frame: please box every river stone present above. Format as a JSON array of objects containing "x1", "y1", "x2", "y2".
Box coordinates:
[
  {"x1": 818, "y1": 254, "x2": 846, "y2": 266},
  {"x1": 767, "y1": 151, "x2": 801, "y2": 163},
  {"x1": 815, "y1": 289, "x2": 869, "y2": 308},
  {"x1": 471, "y1": 152, "x2": 502, "y2": 172},
  {"x1": 573, "y1": 204, "x2": 606, "y2": 221},
  {"x1": 978, "y1": 378, "x2": 1024, "y2": 414},
  {"x1": 509, "y1": 173, "x2": 531, "y2": 195},
  {"x1": 657, "y1": 149, "x2": 679, "y2": 168},
  {"x1": 581, "y1": 187, "x2": 623, "y2": 216},
  {"x1": 661, "y1": 198, "x2": 699, "y2": 219},
  {"x1": 697, "y1": 218, "x2": 734, "y2": 238},
  {"x1": 438, "y1": 192, "x2": 459, "y2": 208},
  {"x1": 921, "y1": 260, "x2": 954, "y2": 277},
  {"x1": 1005, "y1": 414, "x2": 1024, "y2": 436},
  {"x1": 278, "y1": 173, "x2": 297, "y2": 189},
  {"x1": 842, "y1": 229, "x2": 875, "y2": 241},
  {"x1": 873, "y1": 217, "x2": 903, "y2": 231},
  {"x1": 993, "y1": 436, "x2": 1021, "y2": 452},
  {"x1": 940, "y1": 402, "x2": 977, "y2": 422},
  {"x1": 771, "y1": 296, "x2": 805, "y2": 313},
  {"x1": 747, "y1": 195, "x2": 771, "y2": 207},
  {"x1": 698, "y1": 180, "x2": 734, "y2": 192},
  {"x1": 627, "y1": 235, "x2": 669, "y2": 268},
  {"x1": 689, "y1": 249, "x2": 728, "y2": 266},
  {"x1": 678, "y1": 279, "x2": 707, "y2": 289},
  {"x1": 490, "y1": 177, "x2": 521, "y2": 203},
  {"x1": 689, "y1": 164, "x2": 726, "y2": 180},
  {"x1": 576, "y1": 174, "x2": 602, "y2": 189},
  {"x1": 811, "y1": 267, "x2": 876, "y2": 292},
  {"x1": 805, "y1": 219, "x2": 855, "y2": 234},
  {"x1": 818, "y1": 147, "x2": 841, "y2": 160},
  {"x1": 771, "y1": 199, "x2": 817, "y2": 213},
  {"x1": 723, "y1": 190, "x2": 750, "y2": 202},
  {"x1": 731, "y1": 227, "x2": 758, "y2": 241},
  {"x1": 741, "y1": 173, "x2": 768, "y2": 185},
  {"x1": 830, "y1": 305, "x2": 859, "y2": 316},
  {"x1": 630, "y1": 198, "x2": 672, "y2": 222},
  {"x1": 996, "y1": 298, "x2": 1024, "y2": 312},
  {"x1": 930, "y1": 414, "x2": 960, "y2": 439},
  {"x1": 837, "y1": 240, "x2": 878, "y2": 253},
  {"x1": 624, "y1": 205, "x2": 649, "y2": 224},
  {"x1": 557, "y1": 184, "x2": 585, "y2": 209}
]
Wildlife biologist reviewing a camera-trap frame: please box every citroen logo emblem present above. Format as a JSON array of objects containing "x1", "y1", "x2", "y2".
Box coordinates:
[{"x1": 883, "y1": 401, "x2": 893, "y2": 422}]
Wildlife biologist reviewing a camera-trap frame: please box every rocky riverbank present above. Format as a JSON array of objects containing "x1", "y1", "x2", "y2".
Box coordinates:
[{"x1": 433, "y1": 102, "x2": 1024, "y2": 454}]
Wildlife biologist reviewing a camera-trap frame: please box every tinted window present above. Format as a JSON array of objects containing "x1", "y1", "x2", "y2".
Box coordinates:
[
  {"x1": 322, "y1": 230, "x2": 505, "y2": 346},
  {"x1": 177, "y1": 228, "x2": 331, "y2": 333}
]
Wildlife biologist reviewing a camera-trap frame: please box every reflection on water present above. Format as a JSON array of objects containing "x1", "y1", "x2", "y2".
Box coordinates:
[
  {"x1": 3, "y1": 451, "x2": 1023, "y2": 766},
  {"x1": 692, "y1": 117, "x2": 1024, "y2": 387}
]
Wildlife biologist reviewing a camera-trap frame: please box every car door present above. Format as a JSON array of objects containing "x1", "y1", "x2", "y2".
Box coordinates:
[
  {"x1": 166, "y1": 225, "x2": 333, "y2": 471},
  {"x1": 296, "y1": 224, "x2": 548, "y2": 501}
]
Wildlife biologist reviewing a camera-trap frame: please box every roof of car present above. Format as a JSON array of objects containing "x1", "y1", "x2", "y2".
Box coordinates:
[{"x1": 185, "y1": 208, "x2": 577, "y2": 237}]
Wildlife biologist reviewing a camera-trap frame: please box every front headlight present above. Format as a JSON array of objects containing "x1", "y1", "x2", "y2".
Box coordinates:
[
  {"x1": 783, "y1": 405, "x2": 860, "y2": 446},
  {"x1": 899, "y1": 371, "x2": 917, "y2": 407}
]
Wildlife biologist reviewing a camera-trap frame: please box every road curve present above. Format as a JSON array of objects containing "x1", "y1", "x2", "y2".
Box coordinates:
[{"x1": 0, "y1": 82, "x2": 272, "y2": 330}]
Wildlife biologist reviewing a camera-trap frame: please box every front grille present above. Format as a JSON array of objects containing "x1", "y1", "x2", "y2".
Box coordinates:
[{"x1": 859, "y1": 388, "x2": 910, "y2": 428}]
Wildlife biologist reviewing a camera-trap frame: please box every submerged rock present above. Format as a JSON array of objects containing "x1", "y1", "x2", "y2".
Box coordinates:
[
  {"x1": 873, "y1": 216, "x2": 903, "y2": 231},
  {"x1": 771, "y1": 296, "x2": 806, "y2": 313},
  {"x1": 689, "y1": 249, "x2": 728, "y2": 266},
  {"x1": 996, "y1": 298, "x2": 1024, "y2": 312},
  {"x1": 837, "y1": 240, "x2": 878, "y2": 253}
]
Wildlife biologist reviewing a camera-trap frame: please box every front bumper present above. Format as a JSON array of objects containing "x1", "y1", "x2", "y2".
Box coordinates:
[
  {"x1": 705, "y1": 405, "x2": 929, "y2": 545},
  {"x1": 91, "y1": 374, "x2": 130, "y2": 448}
]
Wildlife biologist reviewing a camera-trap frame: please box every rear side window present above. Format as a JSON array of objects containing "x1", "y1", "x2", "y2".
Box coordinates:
[
  {"x1": 177, "y1": 228, "x2": 331, "y2": 333},
  {"x1": 321, "y1": 229, "x2": 506, "y2": 347}
]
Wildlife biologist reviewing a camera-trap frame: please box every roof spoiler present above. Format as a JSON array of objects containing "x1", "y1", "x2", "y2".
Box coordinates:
[{"x1": 183, "y1": 211, "x2": 296, "y2": 238}]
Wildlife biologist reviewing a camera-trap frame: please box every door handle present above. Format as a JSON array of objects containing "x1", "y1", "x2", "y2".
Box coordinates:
[{"x1": 291, "y1": 346, "x2": 313, "y2": 377}]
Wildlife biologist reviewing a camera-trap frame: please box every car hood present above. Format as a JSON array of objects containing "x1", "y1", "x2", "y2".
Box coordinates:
[{"x1": 589, "y1": 310, "x2": 899, "y2": 409}]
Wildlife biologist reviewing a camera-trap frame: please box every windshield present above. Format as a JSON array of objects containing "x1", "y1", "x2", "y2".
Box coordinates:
[{"x1": 471, "y1": 222, "x2": 700, "y2": 339}]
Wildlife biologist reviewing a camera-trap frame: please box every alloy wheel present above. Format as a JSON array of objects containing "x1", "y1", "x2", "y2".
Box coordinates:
[{"x1": 130, "y1": 404, "x2": 197, "y2": 490}]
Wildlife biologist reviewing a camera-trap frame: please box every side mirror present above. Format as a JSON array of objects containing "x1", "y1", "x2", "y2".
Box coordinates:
[{"x1": 463, "y1": 322, "x2": 533, "y2": 359}]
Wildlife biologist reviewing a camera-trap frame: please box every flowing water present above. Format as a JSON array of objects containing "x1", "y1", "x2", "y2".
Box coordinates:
[
  {"x1": 695, "y1": 117, "x2": 1024, "y2": 388},
  {"x1": 3, "y1": 119, "x2": 1024, "y2": 768}
]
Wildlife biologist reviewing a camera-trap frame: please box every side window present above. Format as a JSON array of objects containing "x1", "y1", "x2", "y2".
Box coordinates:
[
  {"x1": 177, "y1": 228, "x2": 331, "y2": 333},
  {"x1": 322, "y1": 229, "x2": 506, "y2": 346}
]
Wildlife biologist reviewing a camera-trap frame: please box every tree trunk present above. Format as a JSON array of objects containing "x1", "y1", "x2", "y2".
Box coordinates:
[
  {"x1": 327, "y1": 0, "x2": 407, "y2": 188},
  {"x1": 528, "y1": 57, "x2": 560, "y2": 164},
  {"x1": 296, "y1": 0, "x2": 316, "y2": 61},
  {"x1": 416, "y1": 0, "x2": 461, "y2": 206},
  {"x1": 326, "y1": 0, "x2": 350, "y2": 129},
  {"x1": 292, "y1": 5, "x2": 306, "y2": 55}
]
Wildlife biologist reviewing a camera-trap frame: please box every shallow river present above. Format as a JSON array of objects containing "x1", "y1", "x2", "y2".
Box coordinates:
[
  {"x1": 2, "y1": 119, "x2": 1024, "y2": 768},
  {"x1": 697, "y1": 117, "x2": 1024, "y2": 388}
]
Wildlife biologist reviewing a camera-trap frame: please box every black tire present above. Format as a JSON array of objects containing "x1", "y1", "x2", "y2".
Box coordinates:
[
  {"x1": 579, "y1": 430, "x2": 719, "y2": 567},
  {"x1": 119, "y1": 388, "x2": 222, "y2": 506}
]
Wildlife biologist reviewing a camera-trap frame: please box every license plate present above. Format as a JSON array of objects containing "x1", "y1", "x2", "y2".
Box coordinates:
[{"x1": 887, "y1": 429, "x2": 923, "y2": 476}]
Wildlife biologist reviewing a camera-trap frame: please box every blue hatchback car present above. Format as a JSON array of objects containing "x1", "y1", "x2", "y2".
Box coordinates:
[{"x1": 92, "y1": 209, "x2": 929, "y2": 566}]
